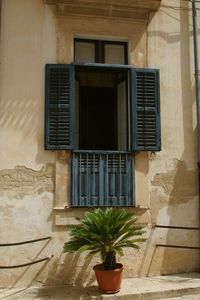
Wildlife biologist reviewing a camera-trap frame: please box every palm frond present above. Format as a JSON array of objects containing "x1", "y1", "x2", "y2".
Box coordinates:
[{"x1": 63, "y1": 208, "x2": 146, "y2": 269}]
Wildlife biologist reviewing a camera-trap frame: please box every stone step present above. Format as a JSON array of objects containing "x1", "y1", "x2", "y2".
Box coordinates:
[
  {"x1": 158, "y1": 296, "x2": 200, "y2": 300},
  {"x1": 1, "y1": 272, "x2": 200, "y2": 299}
]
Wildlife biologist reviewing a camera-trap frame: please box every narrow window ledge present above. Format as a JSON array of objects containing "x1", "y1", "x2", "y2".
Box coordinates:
[
  {"x1": 53, "y1": 205, "x2": 149, "y2": 210},
  {"x1": 53, "y1": 206, "x2": 68, "y2": 211},
  {"x1": 135, "y1": 205, "x2": 149, "y2": 210}
]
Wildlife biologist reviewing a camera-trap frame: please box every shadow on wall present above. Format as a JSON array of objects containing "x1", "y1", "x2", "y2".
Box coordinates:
[
  {"x1": 0, "y1": 234, "x2": 96, "y2": 289},
  {"x1": 44, "y1": 252, "x2": 96, "y2": 287},
  {"x1": 143, "y1": 0, "x2": 200, "y2": 276},
  {"x1": 0, "y1": 238, "x2": 52, "y2": 289},
  {"x1": 0, "y1": 69, "x2": 55, "y2": 167},
  {"x1": 145, "y1": 159, "x2": 199, "y2": 275},
  {"x1": 137, "y1": 160, "x2": 199, "y2": 276}
]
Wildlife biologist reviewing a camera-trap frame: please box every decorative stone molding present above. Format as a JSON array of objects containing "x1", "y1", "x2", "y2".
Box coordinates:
[{"x1": 45, "y1": 0, "x2": 161, "y2": 22}]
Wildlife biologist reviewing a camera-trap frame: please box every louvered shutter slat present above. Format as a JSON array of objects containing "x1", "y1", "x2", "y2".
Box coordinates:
[
  {"x1": 45, "y1": 64, "x2": 74, "y2": 150},
  {"x1": 131, "y1": 68, "x2": 161, "y2": 151},
  {"x1": 72, "y1": 151, "x2": 135, "y2": 207}
]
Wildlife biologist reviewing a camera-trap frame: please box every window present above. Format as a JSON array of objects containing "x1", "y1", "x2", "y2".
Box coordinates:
[
  {"x1": 74, "y1": 38, "x2": 128, "y2": 64},
  {"x1": 74, "y1": 39, "x2": 128, "y2": 152},
  {"x1": 45, "y1": 38, "x2": 161, "y2": 207}
]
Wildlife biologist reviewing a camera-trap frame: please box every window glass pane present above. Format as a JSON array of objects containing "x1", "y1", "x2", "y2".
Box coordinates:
[
  {"x1": 104, "y1": 44, "x2": 125, "y2": 65},
  {"x1": 75, "y1": 42, "x2": 95, "y2": 63}
]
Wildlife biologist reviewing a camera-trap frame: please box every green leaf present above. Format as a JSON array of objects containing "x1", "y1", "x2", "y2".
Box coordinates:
[
  {"x1": 114, "y1": 247, "x2": 124, "y2": 257},
  {"x1": 63, "y1": 208, "x2": 146, "y2": 268},
  {"x1": 85, "y1": 249, "x2": 100, "y2": 261},
  {"x1": 77, "y1": 244, "x2": 94, "y2": 253}
]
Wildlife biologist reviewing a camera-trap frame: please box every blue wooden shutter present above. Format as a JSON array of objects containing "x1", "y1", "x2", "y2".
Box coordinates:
[
  {"x1": 131, "y1": 68, "x2": 161, "y2": 151},
  {"x1": 45, "y1": 64, "x2": 74, "y2": 150},
  {"x1": 71, "y1": 151, "x2": 135, "y2": 207}
]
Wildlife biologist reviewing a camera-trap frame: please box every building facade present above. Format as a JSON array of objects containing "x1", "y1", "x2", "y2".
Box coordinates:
[{"x1": 0, "y1": 0, "x2": 199, "y2": 288}]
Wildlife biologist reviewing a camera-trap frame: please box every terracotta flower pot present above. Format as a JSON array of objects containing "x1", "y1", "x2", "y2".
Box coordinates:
[{"x1": 93, "y1": 263, "x2": 123, "y2": 294}]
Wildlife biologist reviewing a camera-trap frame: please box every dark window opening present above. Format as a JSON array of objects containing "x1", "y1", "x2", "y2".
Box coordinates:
[
  {"x1": 79, "y1": 86, "x2": 116, "y2": 150},
  {"x1": 75, "y1": 68, "x2": 128, "y2": 151}
]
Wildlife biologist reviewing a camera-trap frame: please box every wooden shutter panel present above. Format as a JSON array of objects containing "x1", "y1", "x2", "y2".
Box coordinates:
[
  {"x1": 71, "y1": 151, "x2": 135, "y2": 207},
  {"x1": 131, "y1": 68, "x2": 161, "y2": 151},
  {"x1": 45, "y1": 64, "x2": 74, "y2": 150}
]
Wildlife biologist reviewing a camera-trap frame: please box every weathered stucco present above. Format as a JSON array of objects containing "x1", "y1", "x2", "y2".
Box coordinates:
[
  {"x1": 152, "y1": 159, "x2": 198, "y2": 201},
  {"x1": 147, "y1": 0, "x2": 200, "y2": 276},
  {"x1": 0, "y1": 164, "x2": 54, "y2": 196},
  {"x1": 0, "y1": 0, "x2": 199, "y2": 289}
]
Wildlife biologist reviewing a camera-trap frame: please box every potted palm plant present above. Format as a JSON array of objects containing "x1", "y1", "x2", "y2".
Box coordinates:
[{"x1": 63, "y1": 207, "x2": 146, "y2": 294}]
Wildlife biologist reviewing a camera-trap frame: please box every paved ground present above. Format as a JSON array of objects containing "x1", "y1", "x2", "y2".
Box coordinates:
[
  {"x1": 1, "y1": 273, "x2": 200, "y2": 299},
  {"x1": 159, "y1": 296, "x2": 200, "y2": 300}
]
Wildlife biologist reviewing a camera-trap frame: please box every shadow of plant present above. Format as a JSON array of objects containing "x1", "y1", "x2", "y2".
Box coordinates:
[{"x1": 44, "y1": 252, "x2": 96, "y2": 287}]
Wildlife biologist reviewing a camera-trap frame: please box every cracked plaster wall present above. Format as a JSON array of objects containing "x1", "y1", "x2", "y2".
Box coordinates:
[{"x1": 0, "y1": 0, "x2": 200, "y2": 289}]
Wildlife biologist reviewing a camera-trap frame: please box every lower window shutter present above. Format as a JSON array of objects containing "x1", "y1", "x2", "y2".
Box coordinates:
[
  {"x1": 45, "y1": 64, "x2": 74, "y2": 150},
  {"x1": 71, "y1": 152, "x2": 135, "y2": 207},
  {"x1": 131, "y1": 68, "x2": 161, "y2": 151}
]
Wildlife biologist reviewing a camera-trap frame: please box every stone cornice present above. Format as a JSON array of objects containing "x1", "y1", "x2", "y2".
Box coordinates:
[{"x1": 45, "y1": 0, "x2": 161, "y2": 22}]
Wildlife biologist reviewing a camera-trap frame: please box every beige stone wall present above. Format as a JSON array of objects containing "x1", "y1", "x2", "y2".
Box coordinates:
[
  {"x1": 0, "y1": 0, "x2": 58, "y2": 288},
  {"x1": 0, "y1": 0, "x2": 199, "y2": 289},
  {"x1": 147, "y1": 0, "x2": 200, "y2": 275}
]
